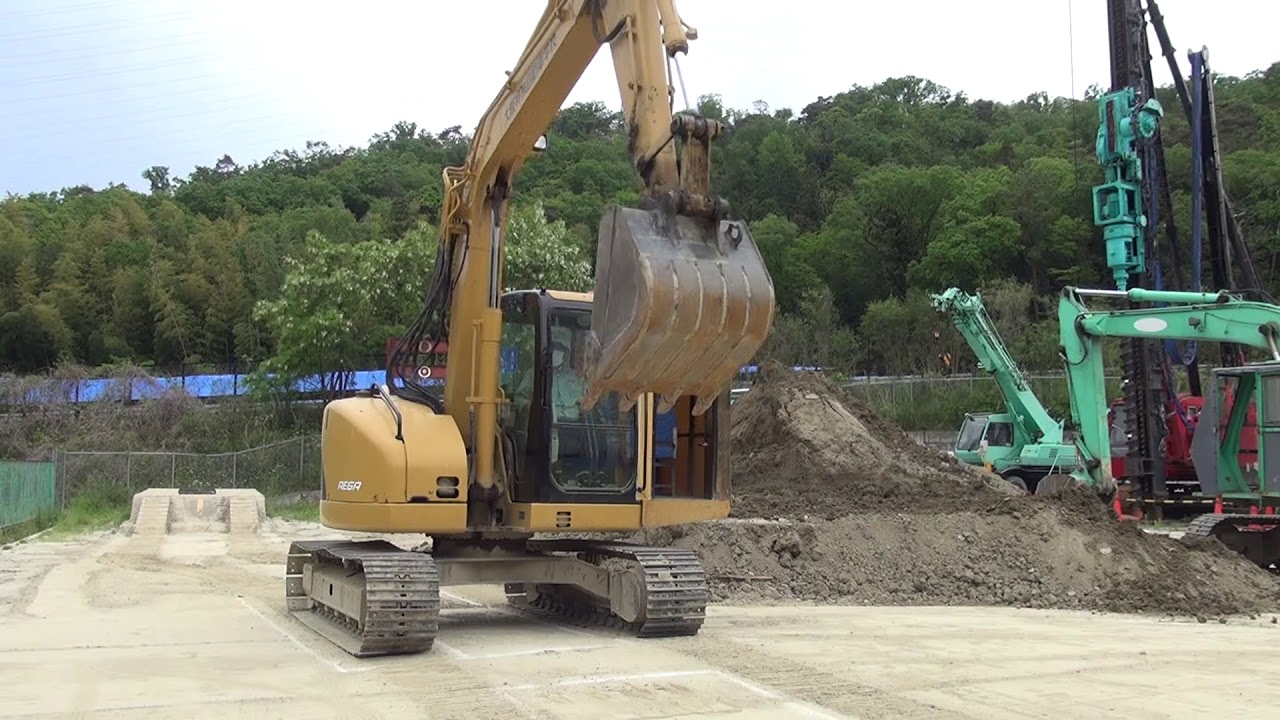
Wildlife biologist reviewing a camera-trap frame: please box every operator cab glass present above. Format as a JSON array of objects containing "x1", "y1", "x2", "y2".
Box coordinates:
[
  {"x1": 956, "y1": 414, "x2": 989, "y2": 452},
  {"x1": 499, "y1": 291, "x2": 638, "y2": 504},
  {"x1": 545, "y1": 307, "x2": 635, "y2": 496},
  {"x1": 985, "y1": 421, "x2": 1013, "y2": 448}
]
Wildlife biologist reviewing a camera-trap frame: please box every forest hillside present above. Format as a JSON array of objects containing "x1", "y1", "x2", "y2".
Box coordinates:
[{"x1": 2, "y1": 66, "x2": 1279, "y2": 382}]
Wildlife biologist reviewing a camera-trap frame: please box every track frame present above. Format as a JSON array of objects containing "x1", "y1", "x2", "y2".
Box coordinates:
[{"x1": 285, "y1": 537, "x2": 708, "y2": 657}]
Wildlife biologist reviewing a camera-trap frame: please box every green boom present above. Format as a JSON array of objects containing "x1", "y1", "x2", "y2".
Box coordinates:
[
  {"x1": 932, "y1": 288, "x2": 1078, "y2": 487},
  {"x1": 1057, "y1": 286, "x2": 1280, "y2": 491}
]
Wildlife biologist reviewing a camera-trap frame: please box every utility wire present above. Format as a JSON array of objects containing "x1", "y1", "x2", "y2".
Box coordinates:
[
  {"x1": 5, "y1": 56, "x2": 215, "y2": 88},
  {"x1": 0, "y1": 9, "x2": 202, "y2": 42},
  {"x1": 0, "y1": 31, "x2": 223, "y2": 63},
  {"x1": 5, "y1": 70, "x2": 302, "y2": 109},
  {"x1": 0, "y1": 0, "x2": 124, "y2": 21},
  {"x1": 1067, "y1": 0, "x2": 1083, "y2": 188}
]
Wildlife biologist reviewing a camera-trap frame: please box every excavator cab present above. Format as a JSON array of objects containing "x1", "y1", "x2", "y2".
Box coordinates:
[
  {"x1": 953, "y1": 412, "x2": 1015, "y2": 468},
  {"x1": 500, "y1": 289, "x2": 639, "y2": 505},
  {"x1": 500, "y1": 287, "x2": 730, "y2": 509}
]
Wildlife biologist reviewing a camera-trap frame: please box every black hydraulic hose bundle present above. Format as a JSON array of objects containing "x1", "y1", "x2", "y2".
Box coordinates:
[{"x1": 385, "y1": 237, "x2": 459, "y2": 415}]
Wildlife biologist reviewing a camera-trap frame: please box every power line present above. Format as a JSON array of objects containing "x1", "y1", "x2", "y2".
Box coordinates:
[
  {"x1": 0, "y1": 0, "x2": 123, "y2": 22},
  {"x1": 2, "y1": 116, "x2": 303, "y2": 174},
  {"x1": 1068, "y1": 0, "x2": 1084, "y2": 188},
  {"x1": 0, "y1": 30, "x2": 222, "y2": 64},
  {"x1": 3, "y1": 96, "x2": 286, "y2": 141},
  {"x1": 0, "y1": 9, "x2": 202, "y2": 43},
  {"x1": 7, "y1": 75, "x2": 246, "y2": 106},
  {"x1": 6, "y1": 81, "x2": 269, "y2": 115},
  {"x1": 5, "y1": 56, "x2": 213, "y2": 88}
]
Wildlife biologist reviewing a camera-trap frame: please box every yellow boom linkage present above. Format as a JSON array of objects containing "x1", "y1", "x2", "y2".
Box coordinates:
[{"x1": 284, "y1": 0, "x2": 775, "y2": 657}]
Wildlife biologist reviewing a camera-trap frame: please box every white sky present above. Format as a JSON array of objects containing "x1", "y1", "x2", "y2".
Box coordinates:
[{"x1": 1, "y1": 0, "x2": 1277, "y2": 195}]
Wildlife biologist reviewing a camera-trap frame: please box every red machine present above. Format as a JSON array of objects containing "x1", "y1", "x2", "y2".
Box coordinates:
[
  {"x1": 1109, "y1": 392, "x2": 1258, "y2": 506},
  {"x1": 384, "y1": 337, "x2": 448, "y2": 383}
]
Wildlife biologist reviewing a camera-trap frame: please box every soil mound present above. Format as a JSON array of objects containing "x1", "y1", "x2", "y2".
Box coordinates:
[
  {"x1": 729, "y1": 362, "x2": 1017, "y2": 519},
  {"x1": 632, "y1": 364, "x2": 1280, "y2": 618}
]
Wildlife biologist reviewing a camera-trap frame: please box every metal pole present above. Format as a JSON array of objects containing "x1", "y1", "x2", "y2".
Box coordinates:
[
  {"x1": 232, "y1": 451, "x2": 238, "y2": 489},
  {"x1": 170, "y1": 453, "x2": 176, "y2": 488},
  {"x1": 126, "y1": 452, "x2": 132, "y2": 492}
]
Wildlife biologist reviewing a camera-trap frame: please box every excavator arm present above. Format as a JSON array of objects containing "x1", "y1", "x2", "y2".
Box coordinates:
[
  {"x1": 932, "y1": 288, "x2": 1064, "y2": 444},
  {"x1": 389, "y1": 0, "x2": 775, "y2": 496},
  {"x1": 1057, "y1": 286, "x2": 1280, "y2": 491}
]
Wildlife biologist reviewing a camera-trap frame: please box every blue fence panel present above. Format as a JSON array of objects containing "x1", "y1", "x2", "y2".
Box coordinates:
[{"x1": 5, "y1": 362, "x2": 817, "y2": 406}]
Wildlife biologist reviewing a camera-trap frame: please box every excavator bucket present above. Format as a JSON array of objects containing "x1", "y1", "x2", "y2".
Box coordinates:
[{"x1": 582, "y1": 205, "x2": 775, "y2": 417}]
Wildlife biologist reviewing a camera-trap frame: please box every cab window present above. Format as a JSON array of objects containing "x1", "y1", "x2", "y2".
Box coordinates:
[
  {"x1": 985, "y1": 421, "x2": 1014, "y2": 448},
  {"x1": 545, "y1": 307, "x2": 636, "y2": 495}
]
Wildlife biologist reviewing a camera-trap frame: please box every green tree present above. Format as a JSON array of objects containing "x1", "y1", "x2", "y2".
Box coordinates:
[
  {"x1": 503, "y1": 200, "x2": 593, "y2": 292},
  {"x1": 907, "y1": 215, "x2": 1021, "y2": 291},
  {"x1": 1, "y1": 63, "x2": 1279, "y2": 388},
  {"x1": 749, "y1": 213, "x2": 821, "y2": 313},
  {"x1": 250, "y1": 227, "x2": 436, "y2": 399}
]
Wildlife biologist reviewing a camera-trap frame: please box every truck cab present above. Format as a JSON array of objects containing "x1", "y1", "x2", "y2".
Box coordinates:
[
  {"x1": 952, "y1": 411, "x2": 1077, "y2": 493},
  {"x1": 953, "y1": 412, "x2": 1015, "y2": 468}
]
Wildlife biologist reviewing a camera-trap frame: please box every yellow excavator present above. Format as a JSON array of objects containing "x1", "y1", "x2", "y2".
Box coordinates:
[{"x1": 284, "y1": 0, "x2": 775, "y2": 657}]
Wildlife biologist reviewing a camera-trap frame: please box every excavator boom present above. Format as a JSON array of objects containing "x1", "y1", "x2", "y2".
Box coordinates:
[
  {"x1": 933, "y1": 288, "x2": 1065, "y2": 443},
  {"x1": 454, "y1": 2, "x2": 774, "y2": 419},
  {"x1": 1058, "y1": 286, "x2": 1280, "y2": 489},
  {"x1": 412, "y1": 0, "x2": 773, "y2": 494},
  {"x1": 932, "y1": 288, "x2": 1078, "y2": 490}
]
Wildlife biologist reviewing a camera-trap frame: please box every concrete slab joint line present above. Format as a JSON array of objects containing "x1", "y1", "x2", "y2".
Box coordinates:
[{"x1": 500, "y1": 669, "x2": 844, "y2": 719}]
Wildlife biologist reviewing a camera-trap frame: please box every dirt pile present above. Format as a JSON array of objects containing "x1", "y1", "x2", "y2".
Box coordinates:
[
  {"x1": 633, "y1": 363, "x2": 1280, "y2": 618},
  {"x1": 728, "y1": 363, "x2": 1016, "y2": 519}
]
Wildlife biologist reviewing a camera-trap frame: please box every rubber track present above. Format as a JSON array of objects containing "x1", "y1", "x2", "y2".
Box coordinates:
[
  {"x1": 1183, "y1": 513, "x2": 1280, "y2": 571},
  {"x1": 286, "y1": 539, "x2": 439, "y2": 657},
  {"x1": 1183, "y1": 513, "x2": 1280, "y2": 539},
  {"x1": 511, "y1": 541, "x2": 708, "y2": 637}
]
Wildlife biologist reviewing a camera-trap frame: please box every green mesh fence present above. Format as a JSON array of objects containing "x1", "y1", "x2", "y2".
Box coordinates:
[{"x1": 0, "y1": 460, "x2": 56, "y2": 530}]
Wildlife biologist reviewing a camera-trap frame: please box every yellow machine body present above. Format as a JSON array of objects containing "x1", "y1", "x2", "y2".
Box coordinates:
[
  {"x1": 319, "y1": 292, "x2": 733, "y2": 536},
  {"x1": 285, "y1": 0, "x2": 774, "y2": 658}
]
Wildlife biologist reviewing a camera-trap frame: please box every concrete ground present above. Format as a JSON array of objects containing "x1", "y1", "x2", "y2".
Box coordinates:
[{"x1": 1, "y1": 518, "x2": 1277, "y2": 720}]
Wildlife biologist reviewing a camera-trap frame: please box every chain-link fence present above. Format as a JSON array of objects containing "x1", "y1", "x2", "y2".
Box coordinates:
[
  {"x1": 1, "y1": 426, "x2": 962, "y2": 533},
  {"x1": 53, "y1": 436, "x2": 321, "y2": 509}
]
